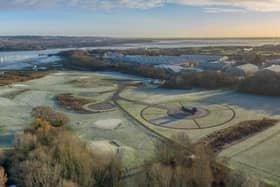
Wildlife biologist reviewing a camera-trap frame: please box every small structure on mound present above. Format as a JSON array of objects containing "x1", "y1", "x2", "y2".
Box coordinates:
[
  {"x1": 181, "y1": 106, "x2": 198, "y2": 115},
  {"x1": 166, "y1": 105, "x2": 209, "y2": 120}
]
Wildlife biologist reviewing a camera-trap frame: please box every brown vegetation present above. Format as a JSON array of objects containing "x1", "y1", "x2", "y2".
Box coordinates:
[
  {"x1": 201, "y1": 118, "x2": 278, "y2": 153},
  {"x1": 138, "y1": 133, "x2": 266, "y2": 187},
  {"x1": 56, "y1": 94, "x2": 95, "y2": 113},
  {"x1": 0, "y1": 167, "x2": 7, "y2": 187},
  {"x1": 4, "y1": 118, "x2": 121, "y2": 187},
  {"x1": 0, "y1": 71, "x2": 49, "y2": 86},
  {"x1": 32, "y1": 106, "x2": 69, "y2": 127},
  {"x1": 138, "y1": 134, "x2": 216, "y2": 187}
]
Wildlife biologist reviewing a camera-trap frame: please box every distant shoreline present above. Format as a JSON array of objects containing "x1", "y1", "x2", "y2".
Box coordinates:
[{"x1": 1, "y1": 36, "x2": 280, "y2": 52}]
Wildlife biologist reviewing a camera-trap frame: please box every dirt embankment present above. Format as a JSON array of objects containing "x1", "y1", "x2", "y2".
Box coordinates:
[
  {"x1": 0, "y1": 71, "x2": 49, "y2": 86},
  {"x1": 201, "y1": 118, "x2": 279, "y2": 153},
  {"x1": 56, "y1": 93, "x2": 95, "y2": 113}
]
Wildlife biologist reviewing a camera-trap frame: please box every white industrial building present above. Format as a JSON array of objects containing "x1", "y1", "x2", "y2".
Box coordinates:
[
  {"x1": 155, "y1": 65, "x2": 185, "y2": 73},
  {"x1": 104, "y1": 52, "x2": 227, "y2": 66},
  {"x1": 264, "y1": 65, "x2": 280, "y2": 73},
  {"x1": 225, "y1": 63, "x2": 259, "y2": 76}
]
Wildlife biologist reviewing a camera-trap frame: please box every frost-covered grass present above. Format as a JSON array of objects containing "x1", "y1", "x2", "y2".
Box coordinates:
[
  {"x1": 219, "y1": 122, "x2": 280, "y2": 183},
  {"x1": 1, "y1": 70, "x2": 280, "y2": 180},
  {"x1": 0, "y1": 71, "x2": 156, "y2": 168},
  {"x1": 118, "y1": 99, "x2": 266, "y2": 142},
  {"x1": 119, "y1": 86, "x2": 280, "y2": 182},
  {"x1": 94, "y1": 119, "x2": 122, "y2": 130},
  {"x1": 120, "y1": 87, "x2": 205, "y2": 104},
  {"x1": 195, "y1": 108, "x2": 234, "y2": 128},
  {"x1": 70, "y1": 109, "x2": 155, "y2": 168}
]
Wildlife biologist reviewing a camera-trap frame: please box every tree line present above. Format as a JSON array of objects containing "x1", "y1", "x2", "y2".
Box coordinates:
[{"x1": 59, "y1": 50, "x2": 280, "y2": 96}]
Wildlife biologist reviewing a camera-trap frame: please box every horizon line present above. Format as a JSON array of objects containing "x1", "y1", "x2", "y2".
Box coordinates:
[{"x1": 1, "y1": 35, "x2": 280, "y2": 40}]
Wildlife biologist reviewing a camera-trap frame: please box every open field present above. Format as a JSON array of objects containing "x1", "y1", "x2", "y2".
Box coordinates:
[
  {"x1": 0, "y1": 70, "x2": 280, "y2": 183},
  {"x1": 219, "y1": 122, "x2": 280, "y2": 184},
  {"x1": 117, "y1": 86, "x2": 280, "y2": 183},
  {"x1": 0, "y1": 71, "x2": 155, "y2": 168}
]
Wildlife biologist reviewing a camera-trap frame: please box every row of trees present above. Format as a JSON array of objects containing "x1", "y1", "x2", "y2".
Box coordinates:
[
  {"x1": 164, "y1": 71, "x2": 280, "y2": 96},
  {"x1": 60, "y1": 50, "x2": 280, "y2": 96},
  {"x1": 238, "y1": 71, "x2": 280, "y2": 96},
  {"x1": 60, "y1": 50, "x2": 170, "y2": 80},
  {"x1": 163, "y1": 71, "x2": 238, "y2": 90}
]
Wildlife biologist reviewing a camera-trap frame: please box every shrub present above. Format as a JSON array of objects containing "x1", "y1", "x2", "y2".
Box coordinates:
[
  {"x1": 140, "y1": 141, "x2": 214, "y2": 187},
  {"x1": 6, "y1": 120, "x2": 121, "y2": 187},
  {"x1": 31, "y1": 118, "x2": 52, "y2": 133},
  {"x1": 32, "y1": 106, "x2": 69, "y2": 127},
  {"x1": 154, "y1": 133, "x2": 192, "y2": 167},
  {"x1": 138, "y1": 133, "x2": 265, "y2": 187},
  {"x1": 0, "y1": 167, "x2": 7, "y2": 187},
  {"x1": 11, "y1": 160, "x2": 63, "y2": 187}
]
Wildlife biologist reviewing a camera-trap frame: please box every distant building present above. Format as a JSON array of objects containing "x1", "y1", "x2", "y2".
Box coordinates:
[
  {"x1": 104, "y1": 52, "x2": 227, "y2": 66},
  {"x1": 155, "y1": 65, "x2": 185, "y2": 73},
  {"x1": 103, "y1": 52, "x2": 123, "y2": 59},
  {"x1": 237, "y1": 63, "x2": 259, "y2": 74},
  {"x1": 184, "y1": 67, "x2": 204, "y2": 73},
  {"x1": 226, "y1": 63, "x2": 259, "y2": 76},
  {"x1": 244, "y1": 48, "x2": 254, "y2": 52},
  {"x1": 264, "y1": 65, "x2": 280, "y2": 73},
  {"x1": 223, "y1": 60, "x2": 237, "y2": 65},
  {"x1": 218, "y1": 56, "x2": 229, "y2": 62},
  {"x1": 266, "y1": 59, "x2": 280, "y2": 65},
  {"x1": 197, "y1": 61, "x2": 226, "y2": 71}
]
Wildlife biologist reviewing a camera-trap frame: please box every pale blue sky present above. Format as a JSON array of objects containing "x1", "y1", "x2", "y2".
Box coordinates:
[{"x1": 0, "y1": 0, "x2": 280, "y2": 37}]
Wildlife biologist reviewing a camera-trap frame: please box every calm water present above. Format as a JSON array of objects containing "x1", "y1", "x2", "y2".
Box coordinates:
[
  {"x1": 1, "y1": 38, "x2": 279, "y2": 70},
  {"x1": 125, "y1": 38, "x2": 280, "y2": 48}
]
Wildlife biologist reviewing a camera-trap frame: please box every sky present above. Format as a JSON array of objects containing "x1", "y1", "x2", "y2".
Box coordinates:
[{"x1": 0, "y1": 0, "x2": 280, "y2": 38}]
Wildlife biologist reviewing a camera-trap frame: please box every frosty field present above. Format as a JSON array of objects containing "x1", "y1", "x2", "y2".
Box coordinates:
[{"x1": 0, "y1": 71, "x2": 279, "y2": 183}]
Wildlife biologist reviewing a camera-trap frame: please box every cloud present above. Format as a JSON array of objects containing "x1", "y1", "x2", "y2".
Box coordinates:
[
  {"x1": 0, "y1": 0, "x2": 280, "y2": 12},
  {"x1": 204, "y1": 7, "x2": 245, "y2": 13},
  {"x1": 173, "y1": 0, "x2": 280, "y2": 12}
]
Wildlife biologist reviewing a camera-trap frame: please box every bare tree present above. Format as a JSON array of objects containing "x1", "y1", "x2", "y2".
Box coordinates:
[{"x1": 0, "y1": 167, "x2": 7, "y2": 187}]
